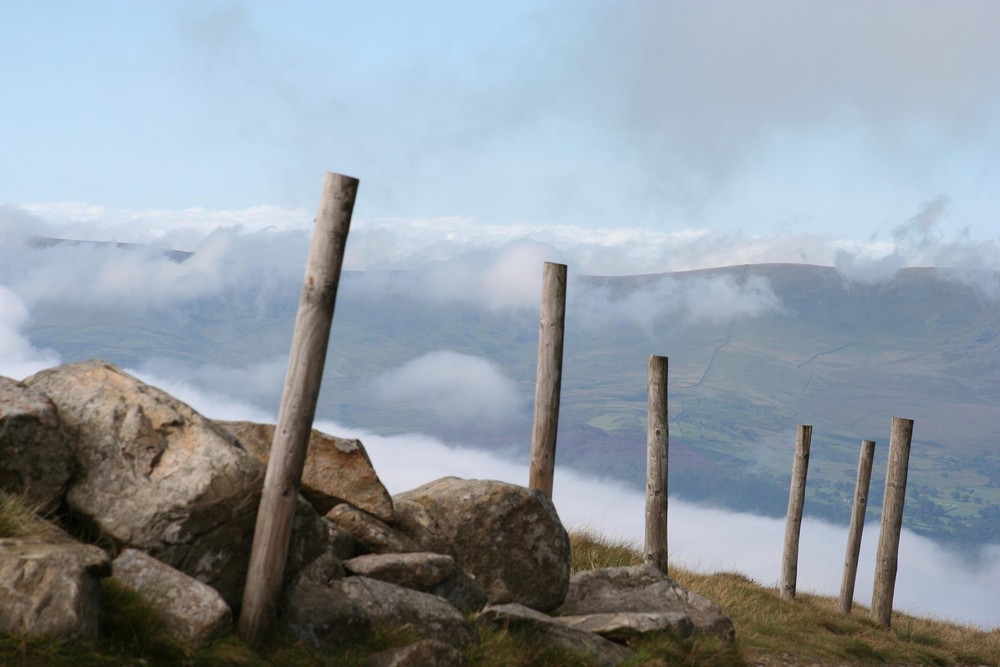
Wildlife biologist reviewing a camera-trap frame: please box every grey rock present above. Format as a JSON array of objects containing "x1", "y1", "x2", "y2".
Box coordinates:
[
  {"x1": 284, "y1": 579, "x2": 371, "y2": 647},
  {"x1": 111, "y1": 548, "x2": 231, "y2": 645},
  {"x1": 430, "y1": 566, "x2": 488, "y2": 614},
  {"x1": 0, "y1": 537, "x2": 111, "y2": 639},
  {"x1": 326, "y1": 504, "x2": 420, "y2": 554},
  {"x1": 343, "y1": 552, "x2": 455, "y2": 590},
  {"x1": 24, "y1": 361, "x2": 328, "y2": 608},
  {"x1": 366, "y1": 638, "x2": 467, "y2": 667},
  {"x1": 0, "y1": 376, "x2": 72, "y2": 510},
  {"x1": 476, "y1": 603, "x2": 633, "y2": 667},
  {"x1": 218, "y1": 420, "x2": 394, "y2": 521},
  {"x1": 553, "y1": 611, "x2": 693, "y2": 641},
  {"x1": 335, "y1": 575, "x2": 475, "y2": 648},
  {"x1": 556, "y1": 564, "x2": 735, "y2": 641},
  {"x1": 393, "y1": 477, "x2": 570, "y2": 611}
]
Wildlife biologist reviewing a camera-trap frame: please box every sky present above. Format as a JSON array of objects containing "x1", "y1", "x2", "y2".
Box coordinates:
[{"x1": 2, "y1": 0, "x2": 1000, "y2": 630}]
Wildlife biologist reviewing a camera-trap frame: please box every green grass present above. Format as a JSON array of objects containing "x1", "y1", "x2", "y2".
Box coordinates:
[{"x1": 2, "y1": 495, "x2": 996, "y2": 667}]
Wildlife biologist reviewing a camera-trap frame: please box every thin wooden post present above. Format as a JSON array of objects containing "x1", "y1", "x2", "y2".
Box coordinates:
[
  {"x1": 644, "y1": 355, "x2": 669, "y2": 573},
  {"x1": 528, "y1": 261, "x2": 567, "y2": 498},
  {"x1": 871, "y1": 417, "x2": 914, "y2": 629},
  {"x1": 239, "y1": 172, "x2": 359, "y2": 644},
  {"x1": 779, "y1": 424, "x2": 812, "y2": 601},
  {"x1": 838, "y1": 439, "x2": 876, "y2": 615}
]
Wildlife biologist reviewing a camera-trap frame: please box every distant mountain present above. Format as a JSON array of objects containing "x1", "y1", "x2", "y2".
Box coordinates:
[{"x1": 24, "y1": 257, "x2": 1000, "y2": 547}]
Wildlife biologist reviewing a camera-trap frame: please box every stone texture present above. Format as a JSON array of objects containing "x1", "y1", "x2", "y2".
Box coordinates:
[
  {"x1": 556, "y1": 564, "x2": 735, "y2": 641},
  {"x1": 429, "y1": 566, "x2": 488, "y2": 614},
  {"x1": 326, "y1": 503, "x2": 419, "y2": 554},
  {"x1": 24, "y1": 361, "x2": 329, "y2": 607},
  {"x1": 393, "y1": 477, "x2": 570, "y2": 611},
  {"x1": 111, "y1": 548, "x2": 232, "y2": 645},
  {"x1": 343, "y1": 552, "x2": 455, "y2": 591},
  {"x1": 0, "y1": 376, "x2": 72, "y2": 510},
  {"x1": 284, "y1": 579, "x2": 372, "y2": 647},
  {"x1": 0, "y1": 537, "x2": 111, "y2": 639},
  {"x1": 335, "y1": 576, "x2": 476, "y2": 648},
  {"x1": 476, "y1": 603, "x2": 633, "y2": 667},
  {"x1": 366, "y1": 638, "x2": 467, "y2": 667},
  {"x1": 218, "y1": 420, "x2": 394, "y2": 521},
  {"x1": 553, "y1": 611, "x2": 693, "y2": 641}
]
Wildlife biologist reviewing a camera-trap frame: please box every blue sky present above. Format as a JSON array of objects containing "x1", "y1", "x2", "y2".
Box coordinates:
[{"x1": 3, "y1": 0, "x2": 1000, "y2": 254}]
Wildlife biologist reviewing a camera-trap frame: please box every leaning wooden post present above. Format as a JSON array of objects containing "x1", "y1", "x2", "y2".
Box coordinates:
[
  {"x1": 644, "y1": 355, "x2": 669, "y2": 573},
  {"x1": 871, "y1": 417, "x2": 914, "y2": 629},
  {"x1": 779, "y1": 424, "x2": 812, "y2": 601},
  {"x1": 239, "y1": 172, "x2": 359, "y2": 644},
  {"x1": 838, "y1": 439, "x2": 876, "y2": 615},
  {"x1": 528, "y1": 262, "x2": 567, "y2": 498}
]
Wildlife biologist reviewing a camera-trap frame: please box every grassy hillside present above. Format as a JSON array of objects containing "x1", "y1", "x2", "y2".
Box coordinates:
[{"x1": 23, "y1": 261, "x2": 1000, "y2": 546}]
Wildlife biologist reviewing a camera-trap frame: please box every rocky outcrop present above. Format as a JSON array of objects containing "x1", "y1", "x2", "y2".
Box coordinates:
[
  {"x1": 393, "y1": 477, "x2": 570, "y2": 612},
  {"x1": 0, "y1": 377, "x2": 72, "y2": 510},
  {"x1": 23, "y1": 361, "x2": 328, "y2": 607},
  {"x1": 111, "y1": 548, "x2": 232, "y2": 645},
  {"x1": 0, "y1": 538, "x2": 111, "y2": 639},
  {"x1": 218, "y1": 420, "x2": 394, "y2": 521},
  {"x1": 1, "y1": 361, "x2": 735, "y2": 665}
]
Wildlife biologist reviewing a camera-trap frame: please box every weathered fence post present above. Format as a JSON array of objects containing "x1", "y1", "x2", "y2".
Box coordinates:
[
  {"x1": 838, "y1": 439, "x2": 876, "y2": 615},
  {"x1": 871, "y1": 417, "x2": 914, "y2": 629},
  {"x1": 779, "y1": 424, "x2": 812, "y2": 601},
  {"x1": 528, "y1": 261, "x2": 567, "y2": 498},
  {"x1": 644, "y1": 355, "x2": 669, "y2": 573},
  {"x1": 239, "y1": 172, "x2": 359, "y2": 645}
]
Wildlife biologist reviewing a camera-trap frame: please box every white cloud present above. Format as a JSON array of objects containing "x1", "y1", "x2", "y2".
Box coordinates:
[
  {"x1": 370, "y1": 351, "x2": 522, "y2": 425},
  {"x1": 0, "y1": 287, "x2": 60, "y2": 380}
]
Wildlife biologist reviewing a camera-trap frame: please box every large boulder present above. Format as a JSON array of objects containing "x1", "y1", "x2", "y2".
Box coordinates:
[
  {"x1": 343, "y1": 552, "x2": 487, "y2": 614},
  {"x1": 24, "y1": 361, "x2": 329, "y2": 606},
  {"x1": 0, "y1": 377, "x2": 72, "y2": 510},
  {"x1": 283, "y1": 579, "x2": 372, "y2": 648},
  {"x1": 0, "y1": 537, "x2": 111, "y2": 639},
  {"x1": 393, "y1": 477, "x2": 570, "y2": 612},
  {"x1": 325, "y1": 504, "x2": 420, "y2": 555},
  {"x1": 111, "y1": 548, "x2": 232, "y2": 646},
  {"x1": 555, "y1": 565, "x2": 735, "y2": 641},
  {"x1": 218, "y1": 420, "x2": 394, "y2": 521}
]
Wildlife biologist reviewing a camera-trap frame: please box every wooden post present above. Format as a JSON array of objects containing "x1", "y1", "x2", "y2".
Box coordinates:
[
  {"x1": 779, "y1": 424, "x2": 812, "y2": 601},
  {"x1": 239, "y1": 172, "x2": 359, "y2": 644},
  {"x1": 644, "y1": 355, "x2": 669, "y2": 573},
  {"x1": 528, "y1": 262, "x2": 567, "y2": 498},
  {"x1": 838, "y1": 439, "x2": 876, "y2": 615},
  {"x1": 871, "y1": 417, "x2": 914, "y2": 629}
]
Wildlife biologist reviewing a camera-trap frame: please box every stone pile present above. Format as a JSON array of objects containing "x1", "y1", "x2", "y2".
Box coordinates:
[{"x1": 0, "y1": 360, "x2": 733, "y2": 665}]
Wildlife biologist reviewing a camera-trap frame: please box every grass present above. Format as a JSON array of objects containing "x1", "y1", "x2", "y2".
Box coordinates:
[{"x1": 2, "y1": 493, "x2": 997, "y2": 666}]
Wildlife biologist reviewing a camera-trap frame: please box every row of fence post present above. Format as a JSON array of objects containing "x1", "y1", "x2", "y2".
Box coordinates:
[{"x1": 779, "y1": 418, "x2": 914, "y2": 628}]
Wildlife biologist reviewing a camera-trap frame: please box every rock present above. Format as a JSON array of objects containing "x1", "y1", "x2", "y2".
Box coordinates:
[
  {"x1": 553, "y1": 611, "x2": 693, "y2": 641},
  {"x1": 0, "y1": 537, "x2": 111, "y2": 639},
  {"x1": 111, "y1": 548, "x2": 232, "y2": 645},
  {"x1": 366, "y1": 638, "x2": 467, "y2": 667},
  {"x1": 294, "y1": 551, "x2": 346, "y2": 588},
  {"x1": 335, "y1": 576, "x2": 476, "y2": 648},
  {"x1": 284, "y1": 579, "x2": 372, "y2": 648},
  {"x1": 0, "y1": 377, "x2": 72, "y2": 510},
  {"x1": 218, "y1": 420, "x2": 394, "y2": 521},
  {"x1": 326, "y1": 504, "x2": 420, "y2": 554},
  {"x1": 393, "y1": 477, "x2": 570, "y2": 611},
  {"x1": 555, "y1": 564, "x2": 735, "y2": 641},
  {"x1": 429, "y1": 566, "x2": 488, "y2": 614},
  {"x1": 343, "y1": 552, "x2": 455, "y2": 590},
  {"x1": 24, "y1": 361, "x2": 329, "y2": 607},
  {"x1": 476, "y1": 603, "x2": 633, "y2": 667}
]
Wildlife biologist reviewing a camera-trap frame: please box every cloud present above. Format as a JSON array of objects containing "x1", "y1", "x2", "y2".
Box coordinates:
[
  {"x1": 0, "y1": 287, "x2": 60, "y2": 380},
  {"x1": 370, "y1": 351, "x2": 522, "y2": 426}
]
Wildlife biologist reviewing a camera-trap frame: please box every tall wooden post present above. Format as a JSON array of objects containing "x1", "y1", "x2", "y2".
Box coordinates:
[
  {"x1": 239, "y1": 172, "x2": 359, "y2": 644},
  {"x1": 871, "y1": 417, "x2": 914, "y2": 629},
  {"x1": 528, "y1": 262, "x2": 567, "y2": 498},
  {"x1": 644, "y1": 355, "x2": 669, "y2": 573},
  {"x1": 779, "y1": 424, "x2": 812, "y2": 601},
  {"x1": 838, "y1": 439, "x2": 876, "y2": 615}
]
